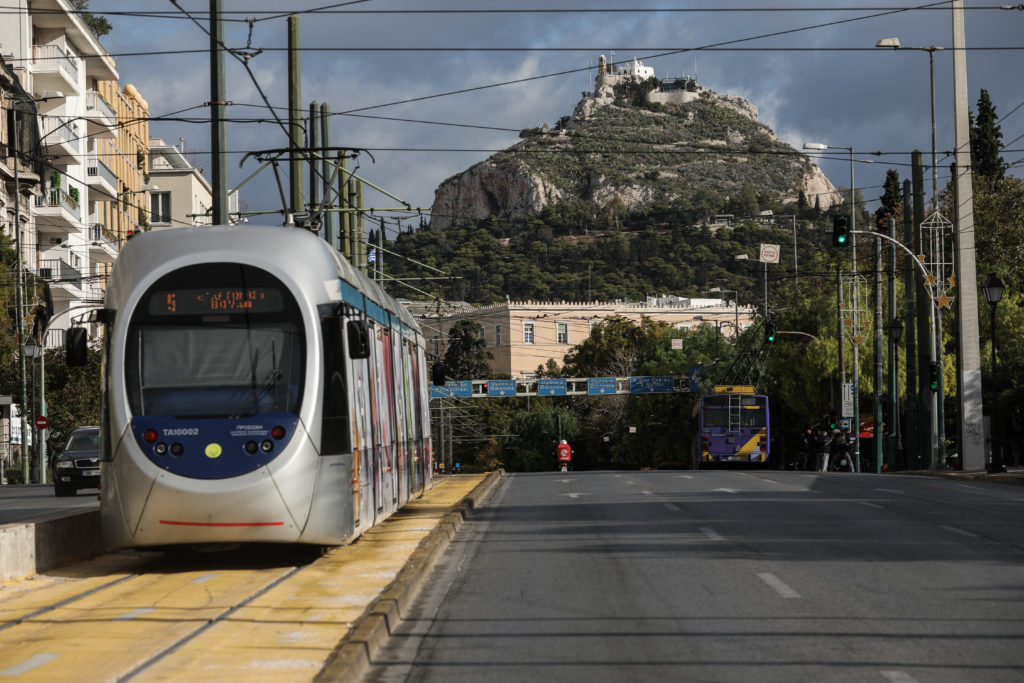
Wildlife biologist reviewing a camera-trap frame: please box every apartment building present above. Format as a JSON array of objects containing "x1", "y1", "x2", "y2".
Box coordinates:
[{"x1": 1, "y1": 0, "x2": 150, "y2": 347}]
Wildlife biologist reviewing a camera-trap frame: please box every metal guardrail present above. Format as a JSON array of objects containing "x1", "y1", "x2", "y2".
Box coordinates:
[
  {"x1": 87, "y1": 155, "x2": 117, "y2": 188},
  {"x1": 34, "y1": 187, "x2": 81, "y2": 220},
  {"x1": 86, "y1": 90, "x2": 117, "y2": 120},
  {"x1": 38, "y1": 258, "x2": 82, "y2": 287}
]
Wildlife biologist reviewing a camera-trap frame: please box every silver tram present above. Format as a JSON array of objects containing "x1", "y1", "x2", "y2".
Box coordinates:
[{"x1": 92, "y1": 226, "x2": 432, "y2": 549}]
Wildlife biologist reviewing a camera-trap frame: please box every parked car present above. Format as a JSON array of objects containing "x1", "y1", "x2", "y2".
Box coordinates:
[{"x1": 53, "y1": 426, "x2": 100, "y2": 496}]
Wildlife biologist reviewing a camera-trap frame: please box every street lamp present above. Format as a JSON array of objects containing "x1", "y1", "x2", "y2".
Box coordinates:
[
  {"x1": 875, "y1": 37, "x2": 944, "y2": 205},
  {"x1": 804, "y1": 141, "x2": 860, "y2": 472},
  {"x1": 982, "y1": 273, "x2": 1005, "y2": 473}
]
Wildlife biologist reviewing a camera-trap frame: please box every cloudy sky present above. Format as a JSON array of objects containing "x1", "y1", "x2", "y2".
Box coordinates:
[{"x1": 86, "y1": 1, "x2": 1023, "y2": 233}]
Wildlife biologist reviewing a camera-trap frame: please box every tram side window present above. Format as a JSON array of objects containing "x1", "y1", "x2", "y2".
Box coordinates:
[{"x1": 321, "y1": 315, "x2": 351, "y2": 455}]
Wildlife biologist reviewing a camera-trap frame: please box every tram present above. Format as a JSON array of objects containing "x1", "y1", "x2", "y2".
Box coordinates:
[
  {"x1": 693, "y1": 385, "x2": 770, "y2": 466},
  {"x1": 78, "y1": 225, "x2": 432, "y2": 549}
]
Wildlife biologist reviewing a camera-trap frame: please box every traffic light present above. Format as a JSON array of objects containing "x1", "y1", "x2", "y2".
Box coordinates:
[
  {"x1": 828, "y1": 410, "x2": 838, "y2": 430},
  {"x1": 765, "y1": 319, "x2": 777, "y2": 343},
  {"x1": 928, "y1": 361, "x2": 939, "y2": 391},
  {"x1": 832, "y1": 215, "x2": 850, "y2": 247}
]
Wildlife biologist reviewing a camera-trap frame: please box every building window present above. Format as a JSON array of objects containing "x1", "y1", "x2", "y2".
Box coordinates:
[
  {"x1": 432, "y1": 336, "x2": 440, "y2": 356},
  {"x1": 523, "y1": 322, "x2": 535, "y2": 345},
  {"x1": 479, "y1": 324, "x2": 487, "y2": 346},
  {"x1": 557, "y1": 322, "x2": 568, "y2": 344},
  {"x1": 151, "y1": 192, "x2": 171, "y2": 224},
  {"x1": 495, "y1": 323, "x2": 502, "y2": 346}
]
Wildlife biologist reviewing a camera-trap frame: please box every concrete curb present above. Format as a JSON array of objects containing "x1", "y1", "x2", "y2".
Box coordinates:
[
  {"x1": 903, "y1": 469, "x2": 1024, "y2": 487},
  {"x1": 0, "y1": 510, "x2": 104, "y2": 583},
  {"x1": 315, "y1": 470, "x2": 504, "y2": 682}
]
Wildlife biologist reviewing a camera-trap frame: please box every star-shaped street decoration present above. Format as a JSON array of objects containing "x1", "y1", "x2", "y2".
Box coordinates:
[
  {"x1": 844, "y1": 317, "x2": 854, "y2": 327},
  {"x1": 925, "y1": 272, "x2": 937, "y2": 286},
  {"x1": 854, "y1": 334, "x2": 866, "y2": 345},
  {"x1": 947, "y1": 275, "x2": 957, "y2": 289},
  {"x1": 936, "y1": 291, "x2": 954, "y2": 309}
]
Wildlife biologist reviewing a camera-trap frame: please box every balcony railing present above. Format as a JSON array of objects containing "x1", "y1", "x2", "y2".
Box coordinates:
[
  {"x1": 35, "y1": 187, "x2": 81, "y2": 220},
  {"x1": 89, "y1": 223, "x2": 118, "y2": 244},
  {"x1": 32, "y1": 44, "x2": 80, "y2": 82},
  {"x1": 40, "y1": 116, "x2": 80, "y2": 151},
  {"x1": 38, "y1": 258, "x2": 82, "y2": 287},
  {"x1": 86, "y1": 90, "x2": 117, "y2": 120},
  {"x1": 87, "y1": 155, "x2": 117, "y2": 188}
]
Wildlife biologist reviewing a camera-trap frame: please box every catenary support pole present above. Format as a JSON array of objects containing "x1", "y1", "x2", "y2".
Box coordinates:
[
  {"x1": 903, "y1": 180, "x2": 919, "y2": 467},
  {"x1": 951, "y1": 1, "x2": 986, "y2": 471},
  {"x1": 288, "y1": 15, "x2": 303, "y2": 219},
  {"x1": 210, "y1": 0, "x2": 229, "y2": 224}
]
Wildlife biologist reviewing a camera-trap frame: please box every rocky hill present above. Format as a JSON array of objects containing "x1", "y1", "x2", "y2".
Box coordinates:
[{"x1": 430, "y1": 78, "x2": 838, "y2": 232}]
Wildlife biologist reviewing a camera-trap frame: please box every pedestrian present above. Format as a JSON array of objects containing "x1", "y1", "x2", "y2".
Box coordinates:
[
  {"x1": 815, "y1": 428, "x2": 832, "y2": 472},
  {"x1": 798, "y1": 427, "x2": 814, "y2": 471},
  {"x1": 829, "y1": 429, "x2": 847, "y2": 472}
]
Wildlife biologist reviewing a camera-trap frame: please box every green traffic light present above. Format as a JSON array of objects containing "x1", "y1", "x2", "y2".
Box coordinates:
[{"x1": 836, "y1": 234, "x2": 847, "y2": 244}]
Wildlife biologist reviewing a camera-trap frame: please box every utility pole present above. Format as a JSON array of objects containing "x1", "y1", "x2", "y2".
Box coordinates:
[
  {"x1": 308, "y1": 101, "x2": 321, "y2": 231},
  {"x1": 873, "y1": 229, "x2": 884, "y2": 472},
  {"x1": 951, "y1": 0, "x2": 986, "y2": 471},
  {"x1": 288, "y1": 15, "x2": 303, "y2": 220},
  {"x1": 320, "y1": 103, "x2": 335, "y2": 247},
  {"x1": 902, "y1": 180, "x2": 919, "y2": 467},
  {"x1": 210, "y1": 0, "x2": 229, "y2": 224}
]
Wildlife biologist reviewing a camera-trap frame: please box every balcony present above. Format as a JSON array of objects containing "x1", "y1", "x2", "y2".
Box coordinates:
[
  {"x1": 30, "y1": 44, "x2": 81, "y2": 96},
  {"x1": 88, "y1": 223, "x2": 119, "y2": 263},
  {"x1": 85, "y1": 155, "x2": 117, "y2": 199},
  {"x1": 38, "y1": 258, "x2": 83, "y2": 293},
  {"x1": 85, "y1": 90, "x2": 117, "y2": 140},
  {"x1": 34, "y1": 187, "x2": 81, "y2": 233},
  {"x1": 40, "y1": 115, "x2": 81, "y2": 159}
]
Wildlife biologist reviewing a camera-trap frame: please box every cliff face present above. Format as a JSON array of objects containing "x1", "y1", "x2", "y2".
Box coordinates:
[{"x1": 430, "y1": 86, "x2": 839, "y2": 232}]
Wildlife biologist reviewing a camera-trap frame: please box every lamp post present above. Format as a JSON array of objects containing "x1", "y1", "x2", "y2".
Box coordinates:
[
  {"x1": 875, "y1": 38, "x2": 944, "y2": 206},
  {"x1": 804, "y1": 141, "x2": 860, "y2": 471},
  {"x1": 24, "y1": 338, "x2": 45, "y2": 485},
  {"x1": 116, "y1": 185, "x2": 157, "y2": 240},
  {"x1": 982, "y1": 273, "x2": 1004, "y2": 473},
  {"x1": 887, "y1": 317, "x2": 904, "y2": 468}
]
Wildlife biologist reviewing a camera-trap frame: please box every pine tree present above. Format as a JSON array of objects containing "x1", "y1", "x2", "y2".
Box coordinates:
[
  {"x1": 69, "y1": 0, "x2": 111, "y2": 38},
  {"x1": 875, "y1": 169, "x2": 903, "y2": 227},
  {"x1": 971, "y1": 89, "x2": 1005, "y2": 188}
]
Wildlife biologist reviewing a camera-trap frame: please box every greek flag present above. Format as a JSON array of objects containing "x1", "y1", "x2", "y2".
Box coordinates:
[{"x1": 368, "y1": 248, "x2": 376, "y2": 263}]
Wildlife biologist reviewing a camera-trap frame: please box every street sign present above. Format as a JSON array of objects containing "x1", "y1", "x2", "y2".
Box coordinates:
[
  {"x1": 841, "y1": 382, "x2": 854, "y2": 418},
  {"x1": 759, "y1": 243, "x2": 781, "y2": 263},
  {"x1": 34, "y1": 415, "x2": 48, "y2": 430},
  {"x1": 486, "y1": 379, "x2": 517, "y2": 397},
  {"x1": 537, "y1": 378, "x2": 567, "y2": 396},
  {"x1": 587, "y1": 377, "x2": 617, "y2": 395}
]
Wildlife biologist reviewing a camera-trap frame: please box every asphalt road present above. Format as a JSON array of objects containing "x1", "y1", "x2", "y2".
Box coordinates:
[
  {"x1": 0, "y1": 484, "x2": 98, "y2": 525},
  {"x1": 365, "y1": 470, "x2": 1024, "y2": 683}
]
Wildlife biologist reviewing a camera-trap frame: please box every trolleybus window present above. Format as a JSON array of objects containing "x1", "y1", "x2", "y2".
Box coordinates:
[{"x1": 125, "y1": 263, "x2": 305, "y2": 419}]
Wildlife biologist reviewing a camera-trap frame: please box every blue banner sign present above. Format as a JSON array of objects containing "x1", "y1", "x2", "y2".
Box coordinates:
[
  {"x1": 629, "y1": 376, "x2": 675, "y2": 394},
  {"x1": 537, "y1": 378, "x2": 567, "y2": 396},
  {"x1": 487, "y1": 379, "x2": 517, "y2": 397},
  {"x1": 588, "y1": 377, "x2": 617, "y2": 395},
  {"x1": 429, "y1": 380, "x2": 472, "y2": 398}
]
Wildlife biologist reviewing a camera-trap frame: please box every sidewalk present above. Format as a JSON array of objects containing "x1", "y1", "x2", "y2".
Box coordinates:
[{"x1": 905, "y1": 464, "x2": 1024, "y2": 487}]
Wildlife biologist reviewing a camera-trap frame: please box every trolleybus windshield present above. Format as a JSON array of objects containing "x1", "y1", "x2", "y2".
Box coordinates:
[{"x1": 125, "y1": 263, "x2": 305, "y2": 419}]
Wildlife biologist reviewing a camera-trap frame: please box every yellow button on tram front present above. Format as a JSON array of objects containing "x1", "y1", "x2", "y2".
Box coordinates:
[{"x1": 205, "y1": 443, "x2": 223, "y2": 459}]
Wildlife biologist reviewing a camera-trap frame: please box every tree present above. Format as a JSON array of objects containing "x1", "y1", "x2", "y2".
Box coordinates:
[
  {"x1": 875, "y1": 169, "x2": 903, "y2": 227},
  {"x1": 441, "y1": 320, "x2": 493, "y2": 380},
  {"x1": 70, "y1": 0, "x2": 112, "y2": 38},
  {"x1": 971, "y1": 89, "x2": 1005, "y2": 189}
]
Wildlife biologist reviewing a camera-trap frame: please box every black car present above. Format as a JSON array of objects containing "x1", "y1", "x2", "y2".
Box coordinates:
[{"x1": 53, "y1": 426, "x2": 101, "y2": 496}]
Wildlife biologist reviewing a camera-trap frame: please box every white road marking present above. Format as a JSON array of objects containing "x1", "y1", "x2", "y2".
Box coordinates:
[
  {"x1": 0, "y1": 654, "x2": 59, "y2": 676},
  {"x1": 562, "y1": 492, "x2": 587, "y2": 499},
  {"x1": 663, "y1": 503, "x2": 681, "y2": 512},
  {"x1": 859, "y1": 502, "x2": 884, "y2": 509},
  {"x1": 189, "y1": 572, "x2": 220, "y2": 584},
  {"x1": 641, "y1": 490, "x2": 653, "y2": 496},
  {"x1": 939, "y1": 524, "x2": 980, "y2": 538},
  {"x1": 674, "y1": 475, "x2": 694, "y2": 479},
  {"x1": 556, "y1": 478, "x2": 573, "y2": 484},
  {"x1": 699, "y1": 527, "x2": 724, "y2": 542},
  {"x1": 713, "y1": 488, "x2": 738, "y2": 494},
  {"x1": 757, "y1": 572, "x2": 800, "y2": 599},
  {"x1": 114, "y1": 607, "x2": 155, "y2": 620},
  {"x1": 881, "y1": 671, "x2": 920, "y2": 683}
]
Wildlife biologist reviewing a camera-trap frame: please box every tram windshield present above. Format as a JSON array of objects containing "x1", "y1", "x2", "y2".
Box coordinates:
[{"x1": 125, "y1": 263, "x2": 305, "y2": 419}]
